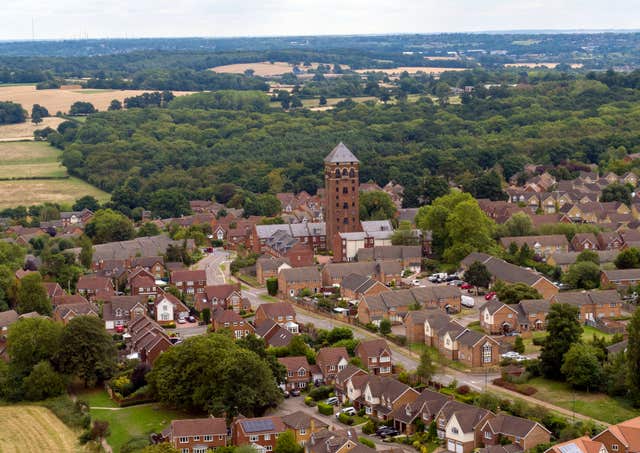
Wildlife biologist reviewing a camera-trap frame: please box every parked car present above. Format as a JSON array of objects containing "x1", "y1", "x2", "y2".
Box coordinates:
[
  {"x1": 177, "y1": 318, "x2": 187, "y2": 324},
  {"x1": 378, "y1": 428, "x2": 399, "y2": 438},
  {"x1": 461, "y1": 295, "x2": 475, "y2": 308},
  {"x1": 501, "y1": 351, "x2": 519, "y2": 359},
  {"x1": 485, "y1": 291, "x2": 497, "y2": 300},
  {"x1": 337, "y1": 407, "x2": 356, "y2": 417},
  {"x1": 187, "y1": 315, "x2": 196, "y2": 323},
  {"x1": 461, "y1": 282, "x2": 473, "y2": 290},
  {"x1": 412, "y1": 279, "x2": 421, "y2": 286},
  {"x1": 290, "y1": 389, "x2": 301, "y2": 397},
  {"x1": 325, "y1": 397, "x2": 339, "y2": 406},
  {"x1": 282, "y1": 390, "x2": 290, "y2": 398}
]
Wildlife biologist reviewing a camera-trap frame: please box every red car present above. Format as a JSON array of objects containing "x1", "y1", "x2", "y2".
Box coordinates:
[
  {"x1": 461, "y1": 282, "x2": 473, "y2": 290},
  {"x1": 115, "y1": 325, "x2": 125, "y2": 333},
  {"x1": 484, "y1": 292, "x2": 497, "y2": 300}
]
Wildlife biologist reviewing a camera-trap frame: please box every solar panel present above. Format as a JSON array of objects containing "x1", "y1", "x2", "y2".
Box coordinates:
[
  {"x1": 243, "y1": 419, "x2": 275, "y2": 433},
  {"x1": 558, "y1": 444, "x2": 582, "y2": 453}
]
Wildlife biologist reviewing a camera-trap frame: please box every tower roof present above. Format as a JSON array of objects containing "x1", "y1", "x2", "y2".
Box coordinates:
[{"x1": 324, "y1": 142, "x2": 359, "y2": 164}]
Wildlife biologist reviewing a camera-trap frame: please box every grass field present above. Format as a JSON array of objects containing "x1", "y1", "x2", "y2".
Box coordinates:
[
  {"x1": 0, "y1": 117, "x2": 65, "y2": 141},
  {"x1": 83, "y1": 389, "x2": 194, "y2": 452},
  {"x1": 210, "y1": 61, "x2": 345, "y2": 76},
  {"x1": 0, "y1": 141, "x2": 66, "y2": 179},
  {"x1": 0, "y1": 405, "x2": 79, "y2": 452},
  {"x1": 0, "y1": 85, "x2": 193, "y2": 115},
  {"x1": 528, "y1": 377, "x2": 639, "y2": 424}
]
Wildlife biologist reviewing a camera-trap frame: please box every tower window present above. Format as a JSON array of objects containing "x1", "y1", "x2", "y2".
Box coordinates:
[
  {"x1": 336, "y1": 203, "x2": 339, "y2": 207},
  {"x1": 349, "y1": 169, "x2": 355, "y2": 177},
  {"x1": 343, "y1": 218, "x2": 349, "y2": 224},
  {"x1": 342, "y1": 168, "x2": 348, "y2": 176},
  {"x1": 343, "y1": 187, "x2": 348, "y2": 194},
  {"x1": 335, "y1": 169, "x2": 341, "y2": 178},
  {"x1": 343, "y1": 202, "x2": 348, "y2": 209}
]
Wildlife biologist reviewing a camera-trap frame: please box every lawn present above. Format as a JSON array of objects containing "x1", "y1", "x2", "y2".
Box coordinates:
[
  {"x1": 0, "y1": 405, "x2": 79, "y2": 452},
  {"x1": 528, "y1": 377, "x2": 640, "y2": 424},
  {"x1": 522, "y1": 327, "x2": 614, "y2": 355},
  {"x1": 259, "y1": 294, "x2": 279, "y2": 303},
  {"x1": 89, "y1": 399, "x2": 195, "y2": 451},
  {"x1": 77, "y1": 388, "x2": 118, "y2": 408},
  {"x1": 581, "y1": 326, "x2": 614, "y2": 342}
]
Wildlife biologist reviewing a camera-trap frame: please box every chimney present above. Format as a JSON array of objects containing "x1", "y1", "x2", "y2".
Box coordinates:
[{"x1": 310, "y1": 418, "x2": 315, "y2": 432}]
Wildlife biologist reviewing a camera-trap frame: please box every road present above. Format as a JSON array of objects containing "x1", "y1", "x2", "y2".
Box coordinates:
[{"x1": 193, "y1": 249, "x2": 232, "y2": 285}]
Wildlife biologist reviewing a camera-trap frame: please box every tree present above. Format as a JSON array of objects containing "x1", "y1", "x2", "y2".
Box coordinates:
[
  {"x1": 627, "y1": 307, "x2": 640, "y2": 405},
  {"x1": 563, "y1": 261, "x2": 601, "y2": 289},
  {"x1": 7, "y1": 317, "x2": 63, "y2": 377},
  {"x1": 16, "y1": 273, "x2": 51, "y2": 315},
  {"x1": 504, "y1": 212, "x2": 533, "y2": 237},
  {"x1": 0, "y1": 101, "x2": 26, "y2": 124},
  {"x1": 78, "y1": 235, "x2": 94, "y2": 269},
  {"x1": 379, "y1": 319, "x2": 392, "y2": 335},
  {"x1": 601, "y1": 183, "x2": 632, "y2": 205},
  {"x1": 108, "y1": 99, "x2": 122, "y2": 111},
  {"x1": 148, "y1": 333, "x2": 282, "y2": 416},
  {"x1": 69, "y1": 101, "x2": 96, "y2": 115},
  {"x1": 463, "y1": 261, "x2": 491, "y2": 289},
  {"x1": 150, "y1": 189, "x2": 191, "y2": 218},
  {"x1": 421, "y1": 176, "x2": 450, "y2": 205},
  {"x1": 493, "y1": 281, "x2": 542, "y2": 304},
  {"x1": 359, "y1": 191, "x2": 396, "y2": 221},
  {"x1": 56, "y1": 316, "x2": 116, "y2": 387},
  {"x1": 73, "y1": 195, "x2": 100, "y2": 212},
  {"x1": 416, "y1": 348, "x2": 436, "y2": 383},
  {"x1": 576, "y1": 250, "x2": 600, "y2": 266},
  {"x1": 23, "y1": 361, "x2": 67, "y2": 400},
  {"x1": 31, "y1": 110, "x2": 42, "y2": 125},
  {"x1": 138, "y1": 222, "x2": 161, "y2": 237},
  {"x1": 290, "y1": 96, "x2": 303, "y2": 108},
  {"x1": 266, "y1": 278, "x2": 278, "y2": 296},
  {"x1": 513, "y1": 336, "x2": 525, "y2": 354},
  {"x1": 615, "y1": 248, "x2": 640, "y2": 269},
  {"x1": 391, "y1": 221, "x2": 421, "y2": 246},
  {"x1": 201, "y1": 308, "x2": 211, "y2": 325},
  {"x1": 319, "y1": 96, "x2": 327, "y2": 106},
  {"x1": 243, "y1": 194, "x2": 281, "y2": 217},
  {"x1": 275, "y1": 430, "x2": 304, "y2": 453},
  {"x1": 561, "y1": 343, "x2": 603, "y2": 391},
  {"x1": 31, "y1": 104, "x2": 49, "y2": 121},
  {"x1": 84, "y1": 209, "x2": 135, "y2": 244},
  {"x1": 467, "y1": 171, "x2": 507, "y2": 201},
  {"x1": 540, "y1": 304, "x2": 583, "y2": 380}
]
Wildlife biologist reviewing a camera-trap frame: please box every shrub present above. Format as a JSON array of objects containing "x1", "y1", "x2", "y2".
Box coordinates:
[
  {"x1": 304, "y1": 396, "x2": 316, "y2": 407},
  {"x1": 338, "y1": 413, "x2": 354, "y2": 425},
  {"x1": 309, "y1": 385, "x2": 333, "y2": 401},
  {"x1": 317, "y1": 402, "x2": 334, "y2": 416},
  {"x1": 162, "y1": 322, "x2": 176, "y2": 329},
  {"x1": 359, "y1": 437, "x2": 375, "y2": 448},
  {"x1": 266, "y1": 278, "x2": 278, "y2": 296},
  {"x1": 532, "y1": 336, "x2": 546, "y2": 346},
  {"x1": 362, "y1": 420, "x2": 376, "y2": 435},
  {"x1": 457, "y1": 385, "x2": 471, "y2": 395},
  {"x1": 364, "y1": 323, "x2": 378, "y2": 332},
  {"x1": 41, "y1": 396, "x2": 91, "y2": 430},
  {"x1": 492, "y1": 378, "x2": 537, "y2": 396}
]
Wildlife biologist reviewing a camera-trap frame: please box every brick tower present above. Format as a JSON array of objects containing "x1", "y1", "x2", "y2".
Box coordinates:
[{"x1": 324, "y1": 142, "x2": 361, "y2": 255}]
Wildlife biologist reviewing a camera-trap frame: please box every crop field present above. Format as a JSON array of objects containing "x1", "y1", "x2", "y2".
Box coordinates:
[
  {"x1": 210, "y1": 61, "x2": 347, "y2": 76},
  {"x1": 504, "y1": 62, "x2": 584, "y2": 68},
  {"x1": 0, "y1": 141, "x2": 66, "y2": 179},
  {"x1": 0, "y1": 85, "x2": 193, "y2": 115},
  {"x1": 0, "y1": 117, "x2": 65, "y2": 141},
  {"x1": 354, "y1": 67, "x2": 467, "y2": 75},
  {"x1": 0, "y1": 405, "x2": 79, "y2": 452}
]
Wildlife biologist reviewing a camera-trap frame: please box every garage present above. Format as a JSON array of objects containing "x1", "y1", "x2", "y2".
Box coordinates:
[
  {"x1": 447, "y1": 440, "x2": 456, "y2": 452},
  {"x1": 456, "y1": 442, "x2": 464, "y2": 453}
]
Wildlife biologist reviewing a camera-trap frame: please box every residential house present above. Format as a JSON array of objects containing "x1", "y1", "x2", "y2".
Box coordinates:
[
  {"x1": 281, "y1": 411, "x2": 328, "y2": 446},
  {"x1": 278, "y1": 356, "x2": 312, "y2": 391},
  {"x1": 255, "y1": 320, "x2": 293, "y2": 348},
  {"x1": 358, "y1": 286, "x2": 462, "y2": 325},
  {"x1": 333, "y1": 220, "x2": 396, "y2": 263},
  {"x1": 170, "y1": 270, "x2": 207, "y2": 300},
  {"x1": 212, "y1": 310, "x2": 254, "y2": 340},
  {"x1": 60, "y1": 209, "x2": 93, "y2": 227},
  {"x1": 499, "y1": 235, "x2": 569, "y2": 258},
  {"x1": 130, "y1": 256, "x2": 166, "y2": 280},
  {"x1": 334, "y1": 365, "x2": 368, "y2": 402},
  {"x1": 262, "y1": 230, "x2": 315, "y2": 268},
  {"x1": 232, "y1": 416, "x2": 286, "y2": 452},
  {"x1": 278, "y1": 266, "x2": 322, "y2": 299},
  {"x1": 390, "y1": 388, "x2": 452, "y2": 435},
  {"x1": 356, "y1": 246, "x2": 423, "y2": 272},
  {"x1": 547, "y1": 250, "x2": 617, "y2": 272},
  {"x1": 480, "y1": 414, "x2": 551, "y2": 451},
  {"x1": 460, "y1": 253, "x2": 558, "y2": 299},
  {"x1": 571, "y1": 233, "x2": 600, "y2": 251},
  {"x1": 607, "y1": 340, "x2": 628, "y2": 357},
  {"x1": 126, "y1": 315, "x2": 172, "y2": 365},
  {"x1": 52, "y1": 293, "x2": 91, "y2": 308},
  {"x1": 316, "y1": 347, "x2": 350, "y2": 383},
  {"x1": 597, "y1": 232, "x2": 625, "y2": 251},
  {"x1": 545, "y1": 437, "x2": 608, "y2": 453},
  {"x1": 435, "y1": 401, "x2": 494, "y2": 453},
  {"x1": 102, "y1": 295, "x2": 146, "y2": 331},
  {"x1": 53, "y1": 299, "x2": 99, "y2": 324},
  {"x1": 479, "y1": 300, "x2": 520, "y2": 335},
  {"x1": 256, "y1": 257, "x2": 291, "y2": 285},
  {"x1": 76, "y1": 275, "x2": 115, "y2": 301},
  {"x1": 340, "y1": 273, "x2": 390, "y2": 301},
  {"x1": 199, "y1": 283, "x2": 246, "y2": 313},
  {"x1": 43, "y1": 282, "x2": 65, "y2": 301},
  {"x1": 355, "y1": 339, "x2": 393, "y2": 376},
  {"x1": 360, "y1": 376, "x2": 419, "y2": 420},
  {"x1": 154, "y1": 293, "x2": 190, "y2": 323},
  {"x1": 254, "y1": 303, "x2": 298, "y2": 333},
  {"x1": 516, "y1": 299, "x2": 550, "y2": 331},
  {"x1": 84, "y1": 235, "x2": 195, "y2": 264},
  {"x1": 165, "y1": 417, "x2": 228, "y2": 452},
  {"x1": 306, "y1": 428, "x2": 364, "y2": 453},
  {"x1": 322, "y1": 260, "x2": 402, "y2": 287},
  {"x1": 456, "y1": 330, "x2": 500, "y2": 368},
  {"x1": 551, "y1": 290, "x2": 622, "y2": 323},
  {"x1": 592, "y1": 416, "x2": 640, "y2": 453},
  {"x1": 601, "y1": 268, "x2": 640, "y2": 288},
  {"x1": 253, "y1": 223, "x2": 327, "y2": 254},
  {"x1": 128, "y1": 268, "x2": 161, "y2": 299}
]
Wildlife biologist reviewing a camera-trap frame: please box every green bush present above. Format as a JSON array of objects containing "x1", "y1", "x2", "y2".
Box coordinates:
[
  {"x1": 317, "y1": 402, "x2": 334, "y2": 416},
  {"x1": 338, "y1": 413, "x2": 354, "y2": 425},
  {"x1": 266, "y1": 278, "x2": 278, "y2": 296},
  {"x1": 359, "y1": 437, "x2": 375, "y2": 448},
  {"x1": 162, "y1": 322, "x2": 176, "y2": 329},
  {"x1": 41, "y1": 396, "x2": 91, "y2": 430},
  {"x1": 304, "y1": 396, "x2": 316, "y2": 407},
  {"x1": 362, "y1": 420, "x2": 376, "y2": 435},
  {"x1": 309, "y1": 385, "x2": 333, "y2": 401},
  {"x1": 532, "y1": 336, "x2": 546, "y2": 346}
]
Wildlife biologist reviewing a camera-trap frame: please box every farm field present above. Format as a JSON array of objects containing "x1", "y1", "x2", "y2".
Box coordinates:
[
  {"x1": 504, "y1": 62, "x2": 584, "y2": 68},
  {"x1": 0, "y1": 405, "x2": 79, "y2": 452},
  {"x1": 0, "y1": 116, "x2": 65, "y2": 141},
  {"x1": 355, "y1": 66, "x2": 467, "y2": 75},
  {"x1": 0, "y1": 141, "x2": 66, "y2": 179},
  {"x1": 0, "y1": 85, "x2": 193, "y2": 115},
  {"x1": 210, "y1": 61, "x2": 349, "y2": 76}
]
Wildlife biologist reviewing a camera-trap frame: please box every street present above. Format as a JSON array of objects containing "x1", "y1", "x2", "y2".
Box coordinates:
[{"x1": 193, "y1": 249, "x2": 231, "y2": 285}]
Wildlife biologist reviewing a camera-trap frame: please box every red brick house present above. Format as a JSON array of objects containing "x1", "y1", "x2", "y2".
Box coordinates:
[
  {"x1": 571, "y1": 233, "x2": 599, "y2": 251},
  {"x1": 255, "y1": 319, "x2": 293, "y2": 348},
  {"x1": 54, "y1": 301, "x2": 99, "y2": 325},
  {"x1": 170, "y1": 269, "x2": 207, "y2": 300},
  {"x1": 43, "y1": 282, "x2": 65, "y2": 301},
  {"x1": 551, "y1": 290, "x2": 622, "y2": 323},
  {"x1": 316, "y1": 346, "x2": 349, "y2": 383},
  {"x1": 390, "y1": 388, "x2": 452, "y2": 435},
  {"x1": 516, "y1": 299, "x2": 550, "y2": 331},
  {"x1": 199, "y1": 283, "x2": 247, "y2": 313},
  {"x1": 601, "y1": 268, "x2": 640, "y2": 289},
  {"x1": 359, "y1": 376, "x2": 420, "y2": 421},
  {"x1": 340, "y1": 273, "x2": 390, "y2": 301},
  {"x1": 597, "y1": 232, "x2": 624, "y2": 250},
  {"x1": 334, "y1": 364, "x2": 368, "y2": 402},
  {"x1": 256, "y1": 257, "x2": 291, "y2": 285},
  {"x1": 76, "y1": 275, "x2": 115, "y2": 301},
  {"x1": 277, "y1": 266, "x2": 322, "y2": 299},
  {"x1": 278, "y1": 356, "x2": 312, "y2": 390},
  {"x1": 480, "y1": 414, "x2": 551, "y2": 451},
  {"x1": 212, "y1": 310, "x2": 254, "y2": 340},
  {"x1": 592, "y1": 416, "x2": 640, "y2": 453},
  {"x1": 436, "y1": 401, "x2": 494, "y2": 453},
  {"x1": 165, "y1": 417, "x2": 227, "y2": 452},
  {"x1": 130, "y1": 257, "x2": 167, "y2": 280},
  {"x1": 232, "y1": 416, "x2": 286, "y2": 451},
  {"x1": 254, "y1": 303, "x2": 298, "y2": 333},
  {"x1": 479, "y1": 300, "x2": 520, "y2": 335},
  {"x1": 355, "y1": 339, "x2": 392, "y2": 376},
  {"x1": 128, "y1": 268, "x2": 160, "y2": 299},
  {"x1": 127, "y1": 315, "x2": 173, "y2": 365}
]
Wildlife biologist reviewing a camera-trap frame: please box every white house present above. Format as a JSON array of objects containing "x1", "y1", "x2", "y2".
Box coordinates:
[{"x1": 155, "y1": 293, "x2": 189, "y2": 323}]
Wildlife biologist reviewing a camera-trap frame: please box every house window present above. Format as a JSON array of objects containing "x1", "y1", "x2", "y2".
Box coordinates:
[
  {"x1": 300, "y1": 428, "x2": 306, "y2": 435},
  {"x1": 219, "y1": 435, "x2": 225, "y2": 440},
  {"x1": 484, "y1": 432, "x2": 492, "y2": 440},
  {"x1": 298, "y1": 370, "x2": 306, "y2": 377},
  {"x1": 365, "y1": 406, "x2": 372, "y2": 414},
  {"x1": 298, "y1": 382, "x2": 306, "y2": 388},
  {"x1": 612, "y1": 445, "x2": 619, "y2": 451},
  {"x1": 264, "y1": 434, "x2": 270, "y2": 440},
  {"x1": 266, "y1": 447, "x2": 273, "y2": 452},
  {"x1": 482, "y1": 344, "x2": 492, "y2": 363},
  {"x1": 194, "y1": 436, "x2": 200, "y2": 441},
  {"x1": 181, "y1": 449, "x2": 189, "y2": 453},
  {"x1": 452, "y1": 427, "x2": 459, "y2": 434},
  {"x1": 161, "y1": 313, "x2": 170, "y2": 321},
  {"x1": 204, "y1": 435, "x2": 213, "y2": 441},
  {"x1": 250, "y1": 435, "x2": 259, "y2": 442},
  {"x1": 288, "y1": 371, "x2": 294, "y2": 377},
  {"x1": 194, "y1": 448, "x2": 207, "y2": 453},
  {"x1": 179, "y1": 437, "x2": 189, "y2": 443}
]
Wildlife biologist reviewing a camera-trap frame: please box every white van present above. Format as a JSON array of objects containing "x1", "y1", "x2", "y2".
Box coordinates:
[{"x1": 461, "y1": 295, "x2": 475, "y2": 308}]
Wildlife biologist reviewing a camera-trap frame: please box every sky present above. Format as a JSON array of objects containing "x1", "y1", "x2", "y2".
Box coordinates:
[{"x1": 0, "y1": 0, "x2": 637, "y2": 40}]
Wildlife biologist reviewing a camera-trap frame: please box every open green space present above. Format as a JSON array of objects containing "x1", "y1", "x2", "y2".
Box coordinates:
[
  {"x1": 77, "y1": 389, "x2": 119, "y2": 408},
  {"x1": 527, "y1": 377, "x2": 639, "y2": 424}
]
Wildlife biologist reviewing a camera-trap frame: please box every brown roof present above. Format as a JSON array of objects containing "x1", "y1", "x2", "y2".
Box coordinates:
[
  {"x1": 356, "y1": 339, "x2": 390, "y2": 358},
  {"x1": 0, "y1": 310, "x2": 19, "y2": 328},
  {"x1": 205, "y1": 284, "x2": 240, "y2": 301},
  {"x1": 171, "y1": 417, "x2": 227, "y2": 437},
  {"x1": 277, "y1": 356, "x2": 310, "y2": 372},
  {"x1": 77, "y1": 275, "x2": 113, "y2": 290},
  {"x1": 237, "y1": 416, "x2": 286, "y2": 435},
  {"x1": 170, "y1": 269, "x2": 206, "y2": 283},
  {"x1": 53, "y1": 294, "x2": 89, "y2": 306},
  {"x1": 279, "y1": 266, "x2": 321, "y2": 283},
  {"x1": 281, "y1": 411, "x2": 328, "y2": 431},
  {"x1": 553, "y1": 290, "x2": 621, "y2": 307},
  {"x1": 257, "y1": 302, "x2": 296, "y2": 319},
  {"x1": 500, "y1": 235, "x2": 569, "y2": 249},
  {"x1": 213, "y1": 309, "x2": 245, "y2": 324},
  {"x1": 547, "y1": 436, "x2": 606, "y2": 453},
  {"x1": 483, "y1": 414, "x2": 548, "y2": 438}
]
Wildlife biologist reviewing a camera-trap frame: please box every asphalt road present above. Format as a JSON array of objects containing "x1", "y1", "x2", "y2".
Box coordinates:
[{"x1": 193, "y1": 249, "x2": 232, "y2": 285}]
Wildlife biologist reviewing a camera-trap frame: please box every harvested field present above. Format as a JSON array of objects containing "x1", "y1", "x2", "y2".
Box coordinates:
[
  {"x1": 0, "y1": 117, "x2": 65, "y2": 141},
  {"x1": 355, "y1": 67, "x2": 467, "y2": 75},
  {"x1": 0, "y1": 85, "x2": 193, "y2": 115},
  {"x1": 0, "y1": 178, "x2": 109, "y2": 208},
  {"x1": 504, "y1": 62, "x2": 584, "y2": 68},
  {"x1": 0, "y1": 141, "x2": 65, "y2": 179},
  {"x1": 0, "y1": 405, "x2": 79, "y2": 452},
  {"x1": 210, "y1": 61, "x2": 348, "y2": 76}
]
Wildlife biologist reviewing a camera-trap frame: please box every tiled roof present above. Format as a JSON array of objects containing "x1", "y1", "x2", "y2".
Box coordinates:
[
  {"x1": 280, "y1": 266, "x2": 321, "y2": 283},
  {"x1": 171, "y1": 418, "x2": 226, "y2": 437},
  {"x1": 356, "y1": 339, "x2": 390, "y2": 357},
  {"x1": 277, "y1": 356, "x2": 310, "y2": 372},
  {"x1": 324, "y1": 142, "x2": 359, "y2": 163},
  {"x1": 281, "y1": 411, "x2": 327, "y2": 430},
  {"x1": 483, "y1": 414, "x2": 547, "y2": 437}
]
